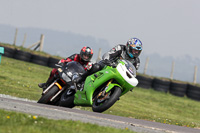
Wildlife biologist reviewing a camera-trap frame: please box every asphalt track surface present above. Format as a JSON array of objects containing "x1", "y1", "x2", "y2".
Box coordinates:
[{"x1": 0, "y1": 95, "x2": 199, "y2": 133}]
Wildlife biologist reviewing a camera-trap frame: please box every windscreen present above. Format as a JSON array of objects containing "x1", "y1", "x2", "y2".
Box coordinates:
[
  {"x1": 63, "y1": 61, "x2": 85, "y2": 78},
  {"x1": 122, "y1": 60, "x2": 137, "y2": 77}
]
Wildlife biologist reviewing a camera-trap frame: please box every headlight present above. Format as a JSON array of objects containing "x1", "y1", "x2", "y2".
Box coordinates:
[
  {"x1": 62, "y1": 72, "x2": 71, "y2": 82},
  {"x1": 67, "y1": 71, "x2": 72, "y2": 77}
]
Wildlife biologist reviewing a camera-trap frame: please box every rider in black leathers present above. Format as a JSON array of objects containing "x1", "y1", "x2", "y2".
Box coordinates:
[{"x1": 102, "y1": 38, "x2": 142, "y2": 70}]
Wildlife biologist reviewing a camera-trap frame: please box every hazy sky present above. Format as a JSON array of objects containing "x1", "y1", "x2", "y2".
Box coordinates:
[{"x1": 0, "y1": 0, "x2": 200, "y2": 58}]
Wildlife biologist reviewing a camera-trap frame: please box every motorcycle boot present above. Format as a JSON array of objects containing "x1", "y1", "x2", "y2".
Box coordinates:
[
  {"x1": 38, "y1": 77, "x2": 55, "y2": 91},
  {"x1": 76, "y1": 83, "x2": 84, "y2": 91},
  {"x1": 38, "y1": 83, "x2": 47, "y2": 88},
  {"x1": 38, "y1": 83, "x2": 47, "y2": 91}
]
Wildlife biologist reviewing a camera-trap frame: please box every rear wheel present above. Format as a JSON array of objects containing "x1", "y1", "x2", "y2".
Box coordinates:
[
  {"x1": 37, "y1": 85, "x2": 59, "y2": 104},
  {"x1": 59, "y1": 89, "x2": 75, "y2": 108},
  {"x1": 92, "y1": 86, "x2": 121, "y2": 113}
]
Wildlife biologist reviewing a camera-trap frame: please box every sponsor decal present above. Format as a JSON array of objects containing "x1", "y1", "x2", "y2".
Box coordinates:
[{"x1": 129, "y1": 68, "x2": 133, "y2": 74}]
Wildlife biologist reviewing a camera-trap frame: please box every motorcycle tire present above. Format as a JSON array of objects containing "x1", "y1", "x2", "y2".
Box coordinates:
[
  {"x1": 59, "y1": 89, "x2": 75, "y2": 108},
  {"x1": 37, "y1": 85, "x2": 59, "y2": 104},
  {"x1": 92, "y1": 86, "x2": 122, "y2": 113}
]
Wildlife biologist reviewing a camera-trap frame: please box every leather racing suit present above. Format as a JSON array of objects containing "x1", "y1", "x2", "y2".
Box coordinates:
[{"x1": 102, "y1": 44, "x2": 140, "y2": 70}]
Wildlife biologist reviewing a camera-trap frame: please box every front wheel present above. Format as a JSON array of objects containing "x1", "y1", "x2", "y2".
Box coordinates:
[
  {"x1": 37, "y1": 85, "x2": 59, "y2": 104},
  {"x1": 92, "y1": 86, "x2": 122, "y2": 113},
  {"x1": 59, "y1": 89, "x2": 75, "y2": 108}
]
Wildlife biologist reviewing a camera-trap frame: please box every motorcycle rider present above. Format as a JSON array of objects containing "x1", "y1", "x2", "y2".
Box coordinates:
[
  {"x1": 102, "y1": 37, "x2": 142, "y2": 70},
  {"x1": 73, "y1": 37, "x2": 143, "y2": 84},
  {"x1": 38, "y1": 46, "x2": 93, "y2": 90}
]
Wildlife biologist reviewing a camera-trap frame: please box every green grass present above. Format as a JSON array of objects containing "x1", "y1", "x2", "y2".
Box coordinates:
[
  {"x1": 0, "y1": 57, "x2": 51, "y2": 100},
  {"x1": 0, "y1": 109, "x2": 134, "y2": 133},
  {"x1": 0, "y1": 57, "x2": 200, "y2": 130}
]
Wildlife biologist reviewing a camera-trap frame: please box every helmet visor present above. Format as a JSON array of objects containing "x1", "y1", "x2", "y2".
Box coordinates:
[
  {"x1": 129, "y1": 46, "x2": 142, "y2": 57},
  {"x1": 82, "y1": 54, "x2": 90, "y2": 60},
  {"x1": 81, "y1": 52, "x2": 93, "y2": 61}
]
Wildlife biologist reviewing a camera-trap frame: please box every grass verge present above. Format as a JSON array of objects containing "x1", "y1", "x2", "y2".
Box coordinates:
[{"x1": 0, "y1": 109, "x2": 134, "y2": 133}]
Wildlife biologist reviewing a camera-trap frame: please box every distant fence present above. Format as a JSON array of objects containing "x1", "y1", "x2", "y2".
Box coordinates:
[
  {"x1": 13, "y1": 28, "x2": 44, "y2": 51},
  {"x1": 1, "y1": 45, "x2": 200, "y2": 102},
  {"x1": 143, "y1": 57, "x2": 198, "y2": 84}
]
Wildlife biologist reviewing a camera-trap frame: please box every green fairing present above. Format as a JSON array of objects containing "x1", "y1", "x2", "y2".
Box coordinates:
[
  {"x1": 74, "y1": 66, "x2": 117, "y2": 106},
  {"x1": 74, "y1": 60, "x2": 137, "y2": 106}
]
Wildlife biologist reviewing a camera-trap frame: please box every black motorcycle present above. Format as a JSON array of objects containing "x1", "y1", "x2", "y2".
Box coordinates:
[{"x1": 37, "y1": 61, "x2": 86, "y2": 105}]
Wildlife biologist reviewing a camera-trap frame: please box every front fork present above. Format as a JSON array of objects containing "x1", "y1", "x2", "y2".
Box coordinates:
[
  {"x1": 95, "y1": 79, "x2": 114, "y2": 101},
  {"x1": 42, "y1": 79, "x2": 67, "y2": 102},
  {"x1": 50, "y1": 86, "x2": 66, "y2": 102},
  {"x1": 42, "y1": 79, "x2": 58, "y2": 94}
]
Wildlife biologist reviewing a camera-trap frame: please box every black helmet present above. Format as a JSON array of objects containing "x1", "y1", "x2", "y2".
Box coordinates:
[{"x1": 80, "y1": 46, "x2": 93, "y2": 61}]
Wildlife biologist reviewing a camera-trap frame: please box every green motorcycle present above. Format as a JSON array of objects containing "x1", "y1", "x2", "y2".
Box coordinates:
[{"x1": 59, "y1": 59, "x2": 138, "y2": 113}]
